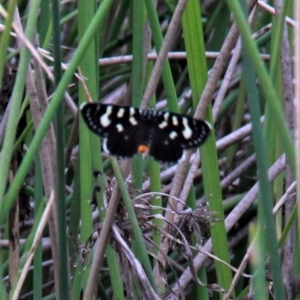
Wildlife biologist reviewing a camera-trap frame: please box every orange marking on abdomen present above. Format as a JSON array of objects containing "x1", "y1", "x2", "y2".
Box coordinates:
[{"x1": 138, "y1": 144, "x2": 149, "y2": 153}]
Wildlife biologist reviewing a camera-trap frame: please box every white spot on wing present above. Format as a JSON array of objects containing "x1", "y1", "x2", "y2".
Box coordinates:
[
  {"x1": 102, "y1": 138, "x2": 110, "y2": 154},
  {"x1": 163, "y1": 112, "x2": 169, "y2": 120},
  {"x1": 182, "y1": 117, "x2": 192, "y2": 139},
  {"x1": 129, "y1": 117, "x2": 138, "y2": 125},
  {"x1": 117, "y1": 108, "x2": 125, "y2": 118},
  {"x1": 172, "y1": 116, "x2": 179, "y2": 126},
  {"x1": 130, "y1": 107, "x2": 135, "y2": 116},
  {"x1": 116, "y1": 124, "x2": 124, "y2": 132},
  {"x1": 159, "y1": 121, "x2": 168, "y2": 129},
  {"x1": 100, "y1": 106, "x2": 113, "y2": 127},
  {"x1": 169, "y1": 131, "x2": 178, "y2": 139}
]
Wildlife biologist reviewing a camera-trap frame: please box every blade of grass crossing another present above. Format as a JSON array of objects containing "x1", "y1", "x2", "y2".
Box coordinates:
[
  {"x1": 226, "y1": 0, "x2": 295, "y2": 174},
  {"x1": 243, "y1": 45, "x2": 285, "y2": 300},
  {"x1": 132, "y1": 0, "x2": 145, "y2": 189},
  {"x1": 0, "y1": 0, "x2": 42, "y2": 217},
  {"x1": 78, "y1": 0, "x2": 101, "y2": 290},
  {"x1": 182, "y1": 0, "x2": 233, "y2": 292},
  {"x1": 144, "y1": 0, "x2": 179, "y2": 112},
  {"x1": 0, "y1": 0, "x2": 115, "y2": 226},
  {"x1": 110, "y1": 158, "x2": 157, "y2": 292}
]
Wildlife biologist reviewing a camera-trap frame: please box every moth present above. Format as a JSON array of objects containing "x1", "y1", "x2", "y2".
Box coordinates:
[{"x1": 81, "y1": 103, "x2": 211, "y2": 163}]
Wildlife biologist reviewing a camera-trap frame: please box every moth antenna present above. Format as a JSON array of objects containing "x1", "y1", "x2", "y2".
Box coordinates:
[{"x1": 77, "y1": 68, "x2": 93, "y2": 103}]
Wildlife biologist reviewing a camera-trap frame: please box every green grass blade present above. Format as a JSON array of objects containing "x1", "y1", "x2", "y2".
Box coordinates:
[
  {"x1": 183, "y1": 0, "x2": 233, "y2": 291},
  {"x1": 131, "y1": 0, "x2": 145, "y2": 189},
  {"x1": 111, "y1": 157, "x2": 157, "y2": 292},
  {"x1": 144, "y1": 0, "x2": 178, "y2": 112},
  {"x1": 0, "y1": 0, "x2": 42, "y2": 211},
  {"x1": 226, "y1": 0, "x2": 295, "y2": 174},
  {"x1": 51, "y1": 0, "x2": 69, "y2": 298},
  {"x1": 243, "y1": 46, "x2": 285, "y2": 299},
  {"x1": 0, "y1": 1, "x2": 17, "y2": 84}
]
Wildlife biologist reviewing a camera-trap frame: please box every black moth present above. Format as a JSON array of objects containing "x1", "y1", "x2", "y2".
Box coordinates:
[{"x1": 81, "y1": 103, "x2": 211, "y2": 163}]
